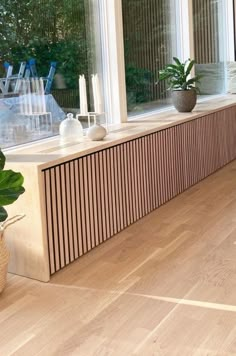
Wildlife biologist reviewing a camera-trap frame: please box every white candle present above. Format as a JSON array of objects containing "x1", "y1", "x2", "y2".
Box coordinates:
[
  {"x1": 79, "y1": 75, "x2": 88, "y2": 115},
  {"x1": 92, "y1": 74, "x2": 103, "y2": 114},
  {"x1": 82, "y1": 75, "x2": 88, "y2": 114},
  {"x1": 91, "y1": 74, "x2": 96, "y2": 113},
  {"x1": 94, "y1": 74, "x2": 103, "y2": 114}
]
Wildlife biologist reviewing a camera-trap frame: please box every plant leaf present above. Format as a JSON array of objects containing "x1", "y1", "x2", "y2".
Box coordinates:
[
  {"x1": 0, "y1": 206, "x2": 8, "y2": 222},
  {"x1": 158, "y1": 57, "x2": 202, "y2": 91},
  {"x1": 173, "y1": 57, "x2": 182, "y2": 66},
  {"x1": 0, "y1": 170, "x2": 25, "y2": 206},
  {"x1": 186, "y1": 76, "x2": 201, "y2": 86},
  {"x1": 185, "y1": 59, "x2": 196, "y2": 77},
  {"x1": 0, "y1": 150, "x2": 6, "y2": 171}
]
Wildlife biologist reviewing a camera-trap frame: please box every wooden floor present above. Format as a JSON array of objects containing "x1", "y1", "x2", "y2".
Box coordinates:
[{"x1": 2, "y1": 161, "x2": 236, "y2": 355}]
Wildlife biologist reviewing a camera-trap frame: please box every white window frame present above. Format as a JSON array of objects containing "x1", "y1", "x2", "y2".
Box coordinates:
[
  {"x1": 99, "y1": 0, "x2": 127, "y2": 124},
  {"x1": 225, "y1": 0, "x2": 235, "y2": 61}
]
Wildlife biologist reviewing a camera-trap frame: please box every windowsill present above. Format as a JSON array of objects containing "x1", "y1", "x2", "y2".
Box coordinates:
[
  {"x1": 5, "y1": 94, "x2": 236, "y2": 170},
  {"x1": 127, "y1": 94, "x2": 225, "y2": 121}
]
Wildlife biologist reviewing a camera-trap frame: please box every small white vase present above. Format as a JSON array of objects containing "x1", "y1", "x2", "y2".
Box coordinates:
[
  {"x1": 87, "y1": 123, "x2": 107, "y2": 141},
  {"x1": 59, "y1": 113, "x2": 83, "y2": 142}
]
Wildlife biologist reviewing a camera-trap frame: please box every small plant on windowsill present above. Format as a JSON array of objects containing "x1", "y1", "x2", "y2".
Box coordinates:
[
  {"x1": 158, "y1": 57, "x2": 202, "y2": 112},
  {"x1": 0, "y1": 149, "x2": 25, "y2": 293}
]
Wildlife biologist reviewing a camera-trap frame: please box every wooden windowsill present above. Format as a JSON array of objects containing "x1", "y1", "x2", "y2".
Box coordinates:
[{"x1": 5, "y1": 94, "x2": 236, "y2": 170}]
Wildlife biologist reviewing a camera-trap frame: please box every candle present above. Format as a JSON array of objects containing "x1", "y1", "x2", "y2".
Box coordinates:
[
  {"x1": 95, "y1": 74, "x2": 103, "y2": 114},
  {"x1": 79, "y1": 75, "x2": 88, "y2": 115},
  {"x1": 91, "y1": 74, "x2": 96, "y2": 112},
  {"x1": 92, "y1": 74, "x2": 103, "y2": 114}
]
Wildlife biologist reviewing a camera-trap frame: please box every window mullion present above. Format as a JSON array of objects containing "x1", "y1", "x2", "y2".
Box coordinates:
[
  {"x1": 99, "y1": 0, "x2": 127, "y2": 124},
  {"x1": 225, "y1": 0, "x2": 235, "y2": 62},
  {"x1": 177, "y1": 0, "x2": 195, "y2": 61}
]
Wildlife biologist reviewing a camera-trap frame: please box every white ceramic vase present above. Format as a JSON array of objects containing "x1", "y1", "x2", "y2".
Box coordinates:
[{"x1": 87, "y1": 123, "x2": 107, "y2": 141}]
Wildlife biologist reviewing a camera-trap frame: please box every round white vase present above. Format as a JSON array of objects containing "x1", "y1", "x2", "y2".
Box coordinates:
[{"x1": 87, "y1": 123, "x2": 107, "y2": 141}]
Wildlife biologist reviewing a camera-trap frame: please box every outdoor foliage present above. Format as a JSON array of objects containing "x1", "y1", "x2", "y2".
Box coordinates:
[
  {"x1": 122, "y1": 0, "x2": 174, "y2": 110},
  {"x1": 125, "y1": 63, "x2": 154, "y2": 110},
  {"x1": 0, "y1": 0, "x2": 92, "y2": 90}
]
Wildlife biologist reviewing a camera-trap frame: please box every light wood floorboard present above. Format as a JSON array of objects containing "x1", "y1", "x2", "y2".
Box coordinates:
[{"x1": 2, "y1": 161, "x2": 236, "y2": 355}]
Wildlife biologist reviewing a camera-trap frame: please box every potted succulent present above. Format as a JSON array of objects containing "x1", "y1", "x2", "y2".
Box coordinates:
[
  {"x1": 158, "y1": 57, "x2": 202, "y2": 112},
  {"x1": 0, "y1": 149, "x2": 25, "y2": 293}
]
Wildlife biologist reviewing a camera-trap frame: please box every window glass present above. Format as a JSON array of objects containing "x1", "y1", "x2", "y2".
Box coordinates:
[
  {"x1": 0, "y1": 0, "x2": 104, "y2": 149},
  {"x1": 122, "y1": 0, "x2": 178, "y2": 116},
  {"x1": 193, "y1": 0, "x2": 226, "y2": 95}
]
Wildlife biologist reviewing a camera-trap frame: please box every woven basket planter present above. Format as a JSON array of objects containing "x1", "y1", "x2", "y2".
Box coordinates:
[{"x1": 0, "y1": 232, "x2": 9, "y2": 293}]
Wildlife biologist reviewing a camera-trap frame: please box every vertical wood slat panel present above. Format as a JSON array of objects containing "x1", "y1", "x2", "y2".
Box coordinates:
[
  {"x1": 87, "y1": 155, "x2": 96, "y2": 249},
  {"x1": 50, "y1": 168, "x2": 60, "y2": 271},
  {"x1": 44, "y1": 107, "x2": 236, "y2": 275},
  {"x1": 95, "y1": 152, "x2": 103, "y2": 245},
  {"x1": 83, "y1": 157, "x2": 91, "y2": 252},
  {"x1": 106, "y1": 149, "x2": 114, "y2": 237},
  {"x1": 74, "y1": 160, "x2": 83, "y2": 255},
  {"x1": 65, "y1": 162, "x2": 75, "y2": 262},
  {"x1": 60, "y1": 165, "x2": 70, "y2": 266},
  {"x1": 44, "y1": 170, "x2": 55, "y2": 274},
  {"x1": 55, "y1": 166, "x2": 65, "y2": 268},
  {"x1": 79, "y1": 158, "x2": 87, "y2": 254},
  {"x1": 123, "y1": 143, "x2": 131, "y2": 226}
]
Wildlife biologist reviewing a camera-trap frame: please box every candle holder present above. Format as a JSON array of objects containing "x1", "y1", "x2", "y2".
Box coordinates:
[{"x1": 76, "y1": 112, "x2": 108, "y2": 141}]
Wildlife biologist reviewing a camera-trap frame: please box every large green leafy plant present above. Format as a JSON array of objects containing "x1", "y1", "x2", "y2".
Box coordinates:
[
  {"x1": 0, "y1": 149, "x2": 25, "y2": 226},
  {"x1": 158, "y1": 57, "x2": 201, "y2": 91}
]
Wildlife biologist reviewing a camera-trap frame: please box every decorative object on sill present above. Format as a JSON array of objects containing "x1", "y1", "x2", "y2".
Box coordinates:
[
  {"x1": 77, "y1": 73, "x2": 107, "y2": 134},
  {"x1": 158, "y1": 57, "x2": 202, "y2": 112},
  {"x1": 19, "y1": 78, "x2": 53, "y2": 132},
  {"x1": 79, "y1": 75, "x2": 88, "y2": 115},
  {"x1": 0, "y1": 149, "x2": 25, "y2": 293},
  {"x1": 59, "y1": 113, "x2": 83, "y2": 142},
  {"x1": 87, "y1": 113, "x2": 107, "y2": 141},
  {"x1": 91, "y1": 74, "x2": 103, "y2": 114},
  {"x1": 87, "y1": 123, "x2": 107, "y2": 141}
]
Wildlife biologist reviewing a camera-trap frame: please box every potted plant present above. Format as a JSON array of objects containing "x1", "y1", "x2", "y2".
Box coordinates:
[
  {"x1": 158, "y1": 57, "x2": 202, "y2": 112},
  {"x1": 0, "y1": 149, "x2": 25, "y2": 293}
]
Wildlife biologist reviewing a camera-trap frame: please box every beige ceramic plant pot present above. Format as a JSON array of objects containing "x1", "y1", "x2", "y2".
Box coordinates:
[
  {"x1": 171, "y1": 89, "x2": 197, "y2": 112},
  {"x1": 0, "y1": 231, "x2": 9, "y2": 293}
]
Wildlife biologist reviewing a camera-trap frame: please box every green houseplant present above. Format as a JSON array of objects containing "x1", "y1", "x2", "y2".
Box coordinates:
[
  {"x1": 0, "y1": 149, "x2": 25, "y2": 293},
  {"x1": 158, "y1": 57, "x2": 201, "y2": 112}
]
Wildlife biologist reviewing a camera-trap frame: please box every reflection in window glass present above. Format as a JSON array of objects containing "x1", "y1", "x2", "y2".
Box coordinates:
[
  {"x1": 122, "y1": 0, "x2": 178, "y2": 116},
  {"x1": 0, "y1": 0, "x2": 103, "y2": 149},
  {"x1": 193, "y1": 0, "x2": 226, "y2": 95}
]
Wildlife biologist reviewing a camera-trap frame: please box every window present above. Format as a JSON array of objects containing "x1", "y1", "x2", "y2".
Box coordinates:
[
  {"x1": 0, "y1": 0, "x2": 104, "y2": 149},
  {"x1": 193, "y1": 0, "x2": 227, "y2": 95},
  {"x1": 121, "y1": 0, "x2": 230, "y2": 118},
  {"x1": 0, "y1": 0, "x2": 233, "y2": 149},
  {"x1": 122, "y1": 0, "x2": 179, "y2": 116}
]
